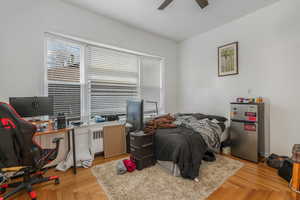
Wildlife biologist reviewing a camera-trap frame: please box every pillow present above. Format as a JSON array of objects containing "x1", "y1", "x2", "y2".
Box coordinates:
[
  {"x1": 175, "y1": 113, "x2": 228, "y2": 122},
  {"x1": 192, "y1": 114, "x2": 227, "y2": 122}
]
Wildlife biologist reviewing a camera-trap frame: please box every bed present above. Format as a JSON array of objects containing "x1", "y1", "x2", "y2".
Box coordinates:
[{"x1": 153, "y1": 113, "x2": 228, "y2": 180}]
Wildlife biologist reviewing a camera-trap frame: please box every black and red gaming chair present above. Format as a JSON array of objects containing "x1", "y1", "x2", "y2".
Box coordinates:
[{"x1": 0, "y1": 102, "x2": 61, "y2": 200}]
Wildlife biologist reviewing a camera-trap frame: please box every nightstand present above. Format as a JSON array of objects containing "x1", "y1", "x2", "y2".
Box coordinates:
[{"x1": 129, "y1": 131, "x2": 156, "y2": 170}]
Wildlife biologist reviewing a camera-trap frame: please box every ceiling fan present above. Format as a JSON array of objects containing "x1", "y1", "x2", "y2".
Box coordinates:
[{"x1": 158, "y1": 0, "x2": 208, "y2": 10}]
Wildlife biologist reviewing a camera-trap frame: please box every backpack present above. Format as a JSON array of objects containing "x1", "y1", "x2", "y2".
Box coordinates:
[
  {"x1": 266, "y1": 154, "x2": 289, "y2": 169},
  {"x1": 278, "y1": 159, "x2": 293, "y2": 182}
]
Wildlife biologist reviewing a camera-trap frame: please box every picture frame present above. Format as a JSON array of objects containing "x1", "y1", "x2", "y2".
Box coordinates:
[{"x1": 218, "y1": 42, "x2": 239, "y2": 77}]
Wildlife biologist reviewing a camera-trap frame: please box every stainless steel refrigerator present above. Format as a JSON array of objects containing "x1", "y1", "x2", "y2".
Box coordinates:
[{"x1": 230, "y1": 103, "x2": 265, "y2": 162}]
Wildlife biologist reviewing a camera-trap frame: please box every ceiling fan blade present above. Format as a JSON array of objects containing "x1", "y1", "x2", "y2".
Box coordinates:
[
  {"x1": 158, "y1": 0, "x2": 174, "y2": 10},
  {"x1": 195, "y1": 0, "x2": 209, "y2": 9}
]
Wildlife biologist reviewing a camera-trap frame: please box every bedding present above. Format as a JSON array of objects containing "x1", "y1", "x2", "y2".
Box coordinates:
[
  {"x1": 174, "y1": 115, "x2": 223, "y2": 152},
  {"x1": 154, "y1": 113, "x2": 227, "y2": 180},
  {"x1": 155, "y1": 127, "x2": 208, "y2": 179},
  {"x1": 176, "y1": 113, "x2": 226, "y2": 130},
  {"x1": 156, "y1": 160, "x2": 181, "y2": 177},
  {"x1": 176, "y1": 113, "x2": 227, "y2": 122}
]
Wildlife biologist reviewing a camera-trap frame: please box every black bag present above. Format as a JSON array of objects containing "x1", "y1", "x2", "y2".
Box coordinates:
[
  {"x1": 266, "y1": 154, "x2": 289, "y2": 169},
  {"x1": 278, "y1": 159, "x2": 293, "y2": 182}
]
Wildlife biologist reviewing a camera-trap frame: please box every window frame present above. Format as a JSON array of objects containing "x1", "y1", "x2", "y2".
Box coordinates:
[
  {"x1": 44, "y1": 36, "x2": 84, "y2": 119},
  {"x1": 44, "y1": 33, "x2": 165, "y2": 118}
]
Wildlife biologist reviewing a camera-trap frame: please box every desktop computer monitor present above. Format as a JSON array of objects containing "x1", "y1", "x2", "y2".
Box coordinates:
[{"x1": 9, "y1": 97, "x2": 54, "y2": 118}]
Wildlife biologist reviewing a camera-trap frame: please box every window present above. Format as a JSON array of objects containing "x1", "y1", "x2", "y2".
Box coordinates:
[
  {"x1": 87, "y1": 46, "x2": 139, "y2": 116},
  {"x1": 140, "y1": 56, "x2": 163, "y2": 115},
  {"x1": 46, "y1": 38, "x2": 81, "y2": 118},
  {"x1": 45, "y1": 34, "x2": 164, "y2": 118}
]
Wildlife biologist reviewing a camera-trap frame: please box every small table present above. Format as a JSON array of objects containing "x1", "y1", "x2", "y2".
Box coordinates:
[{"x1": 35, "y1": 127, "x2": 77, "y2": 174}]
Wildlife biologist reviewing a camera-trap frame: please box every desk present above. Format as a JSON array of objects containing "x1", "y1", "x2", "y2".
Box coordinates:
[{"x1": 35, "y1": 127, "x2": 77, "y2": 174}]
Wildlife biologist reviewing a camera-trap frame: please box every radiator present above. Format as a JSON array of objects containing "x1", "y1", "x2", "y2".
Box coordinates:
[{"x1": 90, "y1": 128, "x2": 104, "y2": 154}]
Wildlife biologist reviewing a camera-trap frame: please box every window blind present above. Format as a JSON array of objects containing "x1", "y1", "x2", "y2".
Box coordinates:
[
  {"x1": 48, "y1": 83, "x2": 81, "y2": 117},
  {"x1": 47, "y1": 38, "x2": 81, "y2": 117},
  {"x1": 87, "y1": 46, "x2": 139, "y2": 116},
  {"x1": 140, "y1": 57, "x2": 162, "y2": 115}
]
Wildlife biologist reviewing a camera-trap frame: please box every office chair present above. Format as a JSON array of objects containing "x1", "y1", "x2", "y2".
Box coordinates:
[{"x1": 0, "y1": 102, "x2": 62, "y2": 200}]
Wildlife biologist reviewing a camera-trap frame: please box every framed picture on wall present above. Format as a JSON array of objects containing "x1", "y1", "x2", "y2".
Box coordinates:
[{"x1": 218, "y1": 42, "x2": 238, "y2": 77}]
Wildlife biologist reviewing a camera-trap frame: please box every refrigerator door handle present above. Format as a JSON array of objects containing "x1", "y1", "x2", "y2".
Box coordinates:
[{"x1": 231, "y1": 119, "x2": 257, "y2": 124}]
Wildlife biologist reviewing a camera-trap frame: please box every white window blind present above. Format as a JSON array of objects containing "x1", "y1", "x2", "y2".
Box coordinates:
[
  {"x1": 140, "y1": 57, "x2": 162, "y2": 115},
  {"x1": 47, "y1": 38, "x2": 81, "y2": 118},
  {"x1": 87, "y1": 46, "x2": 139, "y2": 116}
]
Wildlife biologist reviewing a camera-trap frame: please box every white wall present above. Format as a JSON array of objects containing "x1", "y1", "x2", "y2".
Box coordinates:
[
  {"x1": 0, "y1": 0, "x2": 178, "y2": 112},
  {"x1": 178, "y1": 0, "x2": 300, "y2": 156}
]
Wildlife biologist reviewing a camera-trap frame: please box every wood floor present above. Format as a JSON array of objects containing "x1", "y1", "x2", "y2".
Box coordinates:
[{"x1": 6, "y1": 154, "x2": 299, "y2": 200}]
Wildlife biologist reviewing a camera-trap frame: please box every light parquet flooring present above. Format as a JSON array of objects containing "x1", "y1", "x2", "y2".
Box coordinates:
[{"x1": 7, "y1": 154, "x2": 300, "y2": 200}]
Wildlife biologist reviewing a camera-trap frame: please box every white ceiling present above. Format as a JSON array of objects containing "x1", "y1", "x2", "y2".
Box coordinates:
[{"x1": 63, "y1": 0, "x2": 279, "y2": 41}]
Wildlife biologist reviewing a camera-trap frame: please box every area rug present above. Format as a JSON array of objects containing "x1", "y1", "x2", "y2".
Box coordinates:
[{"x1": 91, "y1": 155, "x2": 243, "y2": 200}]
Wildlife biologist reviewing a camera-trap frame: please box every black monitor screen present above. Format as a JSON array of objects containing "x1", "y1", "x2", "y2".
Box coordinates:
[
  {"x1": 126, "y1": 99, "x2": 143, "y2": 131},
  {"x1": 9, "y1": 97, "x2": 53, "y2": 117}
]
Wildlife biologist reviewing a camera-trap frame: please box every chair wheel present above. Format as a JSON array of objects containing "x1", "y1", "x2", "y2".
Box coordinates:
[
  {"x1": 0, "y1": 187, "x2": 6, "y2": 194},
  {"x1": 54, "y1": 178, "x2": 60, "y2": 185}
]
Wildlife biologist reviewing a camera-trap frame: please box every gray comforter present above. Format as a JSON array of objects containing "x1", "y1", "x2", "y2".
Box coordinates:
[
  {"x1": 155, "y1": 127, "x2": 208, "y2": 179},
  {"x1": 174, "y1": 115, "x2": 222, "y2": 152}
]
